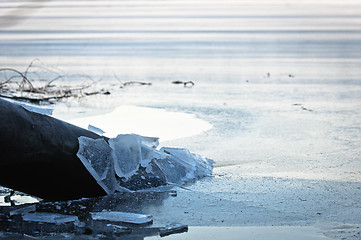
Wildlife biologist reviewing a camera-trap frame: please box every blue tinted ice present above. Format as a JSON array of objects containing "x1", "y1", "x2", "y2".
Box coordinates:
[
  {"x1": 87, "y1": 124, "x2": 105, "y2": 136},
  {"x1": 109, "y1": 134, "x2": 142, "y2": 180},
  {"x1": 77, "y1": 136, "x2": 116, "y2": 194},
  {"x1": 140, "y1": 136, "x2": 159, "y2": 148},
  {"x1": 77, "y1": 134, "x2": 213, "y2": 192},
  {"x1": 22, "y1": 212, "x2": 79, "y2": 224},
  {"x1": 153, "y1": 154, "x2": 191, "y2": 184},
  {"x1": 156, "y1": 147, "x2": 213, "y2": 184},
  {"x1": 91, "y1": 211, "x2": 153, "y2": 224}
]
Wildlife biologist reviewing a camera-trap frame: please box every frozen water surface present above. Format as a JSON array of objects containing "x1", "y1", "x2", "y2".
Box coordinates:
[{"x1": 1, "y1": 0, "x2": 361, "y2": 239}]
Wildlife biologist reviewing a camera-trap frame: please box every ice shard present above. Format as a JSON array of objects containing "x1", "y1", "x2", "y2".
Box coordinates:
[
  {"x1": 22, "y1": 212, "x2": 79, "y2": 224},
  {"x1": 160, "y1": 222, "x2": 188, "y2": 237},
  {"x1": 109, "y1": 134, "x2": 143, "y2": 180},
  {"x1": 91, "y1": 211, "x2": 153, "y2": 225},
  {"x1": 160, "y1": 147, "x2": 214, "y2": 178},
  {"x1": 152, "y1": 147, "x2": 214, "y2": 184},
  {"x1": 87, "y1": 124, "x2": 105, "y2": 136},
  {"x1": 77, "y1": 137, "x2": 116, "y2": 194}
]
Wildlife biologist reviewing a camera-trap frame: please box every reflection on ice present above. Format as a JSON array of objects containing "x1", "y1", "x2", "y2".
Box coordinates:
[{"x1": 77, "y1": 134, "x2": 214, "y2": 194}]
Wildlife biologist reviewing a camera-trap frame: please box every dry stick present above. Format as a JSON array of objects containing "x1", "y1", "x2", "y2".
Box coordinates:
[
  {"x1": 171, "y1": 80, "x2": 195, "y2": 87},
  {"x1": 113, "y1": 72, "x2": 151, "y2": 88},
  {"x1": 122, "y1": 81, "x2": 152, "y2": 87},
  {"x1": 21, "y1": 60, "x2": 38, "y2": 92},
  {"x1": 1, "y1": 63, "x2": 151, "y2": 104}
]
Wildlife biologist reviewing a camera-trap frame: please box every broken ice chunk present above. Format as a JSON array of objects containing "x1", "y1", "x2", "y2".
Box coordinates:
[
  {"x1": 140, "y1": 144, "x2": 166, "y2": 168},
  {"x1": 22, "y1": 212, "x2": 79, "y2": 224},
  {"x1": 109, "y1": 134, "x2": 142, "y2": 180},
  {"x1": 153, "y1": 147, "x2": 213, "y2": 184},
  {"x1": 77, "y1": 136, "x2": 116, "y2": 194},
  {"x1": 161, "y1": 147, "x2": 213, "y2": 179},
  {"x1": 106, "y1": 224, "x2": 132, "y2": 234},
  {"x1": 160, "y1": 222, "x2": 188, "y2": 237},
  {"x1": 153, "y1": 154, "x2": 193, "y2": 184},
  {"x1": 91, "y1": 211, "x2": 153, "y2": 225},
  {"x1": 140, "y1": 136, "x2": 159, "y2": 148},
  {"x1": 77, "y1": 133, "x2": 214, "y2": 193},
  {"x1": 9, "y1": 205, "x2": 36, "y2": 216},
  {"x1": 88, "y1": 124, "x2": 105, "y2": 136}
]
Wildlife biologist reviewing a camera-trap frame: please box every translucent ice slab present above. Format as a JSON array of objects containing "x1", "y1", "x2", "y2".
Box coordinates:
[
  {"x1": 22, "y1": 212, "x2": 79, "y2": 224},
  {"x1": 91, "y1": 211, "x2": 153, "y2": 225},
  {"x1": 77, "y1": 137, "x2": 116, "y2": 194},
  {"x1": 109, "y1": 134, "x2": 143, "y2": 180}
]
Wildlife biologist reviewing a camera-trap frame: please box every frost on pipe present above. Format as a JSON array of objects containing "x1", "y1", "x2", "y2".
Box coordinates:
[{"x1": 76, "y1": 134, "x2": 214, "y2": 193}]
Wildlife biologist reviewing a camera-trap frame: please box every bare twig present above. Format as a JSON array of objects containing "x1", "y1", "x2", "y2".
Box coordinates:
[
  {"x1": 113, "y1": 73, "x2": 152, "y2": 88},
  {"x1": 122, "y1": 81, "x2": 152, "y2": 87},
  {"x1": 0, "y1": 60, "x2": 153, "y2": 104}
]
